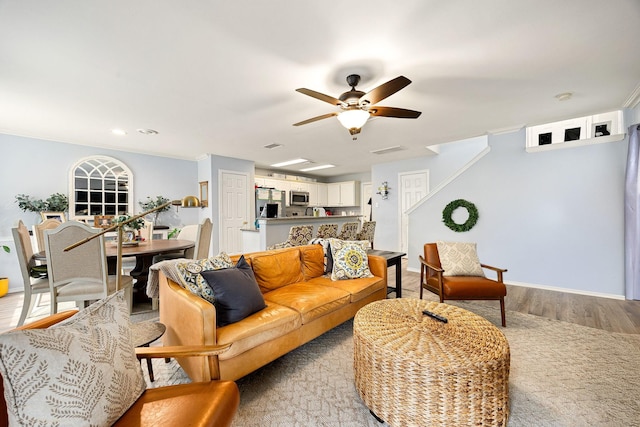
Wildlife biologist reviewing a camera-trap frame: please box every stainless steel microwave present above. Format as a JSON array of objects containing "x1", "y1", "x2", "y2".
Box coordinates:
[{"x1": 289, "y1": 191, "x2": 310, "y2": 206}]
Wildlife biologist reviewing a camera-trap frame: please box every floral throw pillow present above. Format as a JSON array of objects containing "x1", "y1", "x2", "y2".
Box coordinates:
[
  {"x1": 436, "y1": 241, "x2": 486, "y2": 277},
  {"x1": 328, "y1": 238, "x2": 373, "y2": 280},
  {"x1": 0, "y1": 290, "x2": 146, "y2": 426},
  {"x1": 176, "y1": 253, "x2": 234, "y2": 303}
]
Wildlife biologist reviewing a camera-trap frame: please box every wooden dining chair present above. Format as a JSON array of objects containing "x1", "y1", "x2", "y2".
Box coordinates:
[
  {"x1": 43, "y1": 221, "x2": 133, "y2": 314},
  {"x1": 153, "y1": 218, "x2": 213, "y2": 262},
  {"x1": 11, "y1": 221, "x2": 50, "y2": 326},
  {"x1": 32, "y1": 218, "x2": 62, "y2": 252}
]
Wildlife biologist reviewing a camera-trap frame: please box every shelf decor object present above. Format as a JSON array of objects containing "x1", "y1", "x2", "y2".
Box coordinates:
[
  {"x1": 376, "y1": 182, "x2": 390, "y2": 200},
  {"x1": 199, "y1": 181, "x2": 209, "y2": 207}
]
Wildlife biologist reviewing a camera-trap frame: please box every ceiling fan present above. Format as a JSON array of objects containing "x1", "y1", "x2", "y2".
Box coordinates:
[{"x1": 293, "y1": 74, "x2": 421, "y2": 139}]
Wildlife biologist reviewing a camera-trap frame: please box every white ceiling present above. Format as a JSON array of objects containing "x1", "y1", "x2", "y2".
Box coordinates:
[{"x1": 1, "y1": 0, "x2": 639, "y2": 177}]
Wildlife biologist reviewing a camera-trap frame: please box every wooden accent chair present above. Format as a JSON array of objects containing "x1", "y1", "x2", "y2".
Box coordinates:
[
  {"x1": 0, "y1": 311, "x2": 240, "y2": 427},
  {"x1": 419, "y1": 243, "x2": 507, "y2": 327}
]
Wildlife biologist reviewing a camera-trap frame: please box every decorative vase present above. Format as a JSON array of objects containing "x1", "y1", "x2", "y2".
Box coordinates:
[{"x1": 0, "y1": 278, "x2": 9, "y2": 298}]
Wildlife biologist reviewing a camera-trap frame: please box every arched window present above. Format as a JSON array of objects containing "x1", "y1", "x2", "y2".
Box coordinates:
[{"x1": 69, "y1": 156, "x2": 134, "y2": 221}]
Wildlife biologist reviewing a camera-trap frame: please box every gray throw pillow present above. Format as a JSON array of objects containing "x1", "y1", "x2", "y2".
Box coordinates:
[{"x1": 200, "y1": 255, "x2": 266, "y2": 327}]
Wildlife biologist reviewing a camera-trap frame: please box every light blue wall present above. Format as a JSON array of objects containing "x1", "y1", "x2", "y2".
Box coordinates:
[
  {"x1": 0, "y1": 133, "x2": 200, "y2": 292},
  {"x1": 407, "y1": 129, "x2": 627, "y2": 297},
  {"x1": 372, "y1": 136, "x2": 489, "y2": 251}
]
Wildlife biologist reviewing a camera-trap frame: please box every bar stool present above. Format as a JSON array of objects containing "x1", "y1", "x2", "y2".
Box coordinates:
[{"x1": 316, "y1": 224, "x2": 338, "y2": 239}]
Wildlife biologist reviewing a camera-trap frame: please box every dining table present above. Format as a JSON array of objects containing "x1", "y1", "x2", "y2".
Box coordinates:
[{"x1": 105, "y1": 239, "x2": 195, "y2": 301}]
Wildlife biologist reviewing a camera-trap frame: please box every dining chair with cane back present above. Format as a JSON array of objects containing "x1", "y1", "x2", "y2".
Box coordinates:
[
  {"x1": 32, "y1": 218, "x2": 62, "y2": 252},
  {"x1": 43, "y1": 221, "x2": 133, "y2": 314},
  {"x1": 337, "y1": 222, "x2": 359, "y2": 240},
  {"x1": 355, "y1": 220, "x2": 376, "y2": 248},
  {"x1": 11, "y1": 220, "x2": 50, "y2": 326},
  {"x1": 419, "y1": 242, "x2": 507, "y2": 327}
]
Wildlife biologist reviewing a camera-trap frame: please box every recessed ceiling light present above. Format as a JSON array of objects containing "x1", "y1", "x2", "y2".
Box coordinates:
[
  {"x1": 270, "y1": 158, "x2": 309, "y2": 167},
  {"x1": 300, "y1": 164, "x2": 336, "y2": 172},
  {"x1": 555, "y1": 92, "x2": 573, "y2": 101},
  {"x1": 111, "y1": 129, "x2": 127, "y2": 136},
  {"x1": 137, "y1": 128, "x2": 159, "y2": 135}
]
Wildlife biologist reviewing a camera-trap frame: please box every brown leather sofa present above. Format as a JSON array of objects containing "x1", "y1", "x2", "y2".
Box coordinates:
[{"x1": 159, "y1": 244, "x2": 388, "y2": 381}]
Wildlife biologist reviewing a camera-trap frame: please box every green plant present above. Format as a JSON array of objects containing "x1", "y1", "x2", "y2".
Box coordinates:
[
  {"x1": 15, "y1": 193, "x2": 69, "y2": 213},
  {"x1": 2, "y1": 246, "x2": 9, "y2": 254},
  {"x1": 112, "y1": 214, "x2": 145, "y2": 230},
  {"x1": 139, "y1": 196, "x2": 172, "y2": 223},
  {"x1": 168, "y1": 228, "x2": 181, "y2": 239}
]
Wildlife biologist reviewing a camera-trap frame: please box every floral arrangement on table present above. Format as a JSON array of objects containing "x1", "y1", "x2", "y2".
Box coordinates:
[
  {"x1": 112, "y1": 214, "x2": 145, "y2": 230},
  {"x1": 15, "y1": 193, "x2": 69, "y2": 213}
]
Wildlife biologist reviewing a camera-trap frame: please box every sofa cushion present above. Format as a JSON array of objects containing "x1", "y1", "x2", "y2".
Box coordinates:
[
  {"x1": 200, "y1": 256, "x2": 267, "y2": 327},
  {"x1": 299, "y1": 244, "x2": 326, "y2": 280},
  {"x1": 436, "y1": 241, "x2": 485, "y2": 277},
  {"x1": 307, "y1": 275, "x2": 385, "y2": 303},
  {"x1": 215, "y1": 301, "x2": 302, "y2": 360},
  {"x1": 176, "y1": 253, "x2": 234, "y2": 303},
  {"x1": 264, "y1": 283, "x2": 351, "y2": 324},
  {"x1": 250, "y1": 248, "x2": 304, "y2": 292},
  {"x1": 0, "y1": 290, "x2": 146, "y2": 426},
  {"x1": 328, "y1": 239, "x2": 374, "y2": 280}
]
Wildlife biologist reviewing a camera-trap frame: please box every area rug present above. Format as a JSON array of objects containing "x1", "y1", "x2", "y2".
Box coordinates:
[{"x1": 140, "y1": 301, "x2": 640, "y2": 427}]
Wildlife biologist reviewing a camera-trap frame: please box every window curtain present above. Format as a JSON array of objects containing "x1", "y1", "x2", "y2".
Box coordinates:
[{"x1": 625, "y1": 123, "x2": 640, "y2": 300}]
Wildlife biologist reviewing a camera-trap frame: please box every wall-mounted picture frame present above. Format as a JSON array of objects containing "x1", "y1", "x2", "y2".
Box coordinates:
[
  {"x1": 94, "y1": 215, "x2": 113, "y2": 229},
  {"x1": 199, "y1": 181, "x2": 209, "y2": 207},
  {"x1": 40, "y1": 212, "x2": 66, "y2": 223}
]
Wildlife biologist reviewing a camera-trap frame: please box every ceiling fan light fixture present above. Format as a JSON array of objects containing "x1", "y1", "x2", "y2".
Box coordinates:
[{"x1": 337, "y1": 109, "x2": 370, "y2": 131}]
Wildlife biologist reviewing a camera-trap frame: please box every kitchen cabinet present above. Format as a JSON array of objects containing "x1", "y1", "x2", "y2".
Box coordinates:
[{"x1": 327, "y1": 181, "x2": 360, "y2": 206}]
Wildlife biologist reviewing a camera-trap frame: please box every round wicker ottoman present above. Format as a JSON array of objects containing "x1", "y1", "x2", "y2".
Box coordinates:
[{"x1": 353, "y1": 298, "x2": 510, "y2": 427}]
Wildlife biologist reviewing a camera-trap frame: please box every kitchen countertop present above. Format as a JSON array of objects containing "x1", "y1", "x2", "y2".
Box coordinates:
[{"x1": 259, "y1": 215, "x2": 362, "y2": 221}]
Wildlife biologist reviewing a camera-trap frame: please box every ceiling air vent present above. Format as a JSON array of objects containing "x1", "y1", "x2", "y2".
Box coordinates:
[
  {"x1": 264, "y1": 143, "x2": 283, "y2": 149},
  {"x1": 370, "y1": 145, "x2": 406, "y2": 155}
]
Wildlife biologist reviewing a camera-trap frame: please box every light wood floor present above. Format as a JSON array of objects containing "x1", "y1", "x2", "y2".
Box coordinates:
[{"x1": 2, "y1": 261, "x2": 640, "y2": 334}]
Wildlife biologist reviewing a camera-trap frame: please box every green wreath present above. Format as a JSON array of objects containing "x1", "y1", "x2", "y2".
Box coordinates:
[{"x1": 442, "y1": 199, "x2": 479, "y2": 232}]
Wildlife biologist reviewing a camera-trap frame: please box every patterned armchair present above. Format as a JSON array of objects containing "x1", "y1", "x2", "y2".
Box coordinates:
[
  {"x1": 316, "y1": 224, "x2": 338, "y2": 239},
  {"x1": 268, "y1": 225, "x2": 313, "y2": 250},
  {"x1": 337, "y1": 222, "x2": 359, "y2": 241},
  {"x1": 355, "y1": 221, "x2": 376, "y2": 248}
]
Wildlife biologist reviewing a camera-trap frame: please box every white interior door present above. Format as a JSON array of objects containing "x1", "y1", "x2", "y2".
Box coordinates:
[
  {"x1": 399, "y1": 171, "x2": 429, "y2": 253},
  {"x1": 220, "y1": 170, "x2": 249, "y2": 254}
]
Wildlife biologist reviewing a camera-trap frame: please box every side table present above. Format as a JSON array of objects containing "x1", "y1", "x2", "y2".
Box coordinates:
[
  {"x1": 131, "y1": 321, "x2": 166, "y2": 382},
  {"x1": 367, "y1": 250, "x2": 405, "y2": 297}
]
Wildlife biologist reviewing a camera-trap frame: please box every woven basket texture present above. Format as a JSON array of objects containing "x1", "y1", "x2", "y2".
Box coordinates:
[{"x1": 354, "y1": 298, "x2": 510, "y2": 427}]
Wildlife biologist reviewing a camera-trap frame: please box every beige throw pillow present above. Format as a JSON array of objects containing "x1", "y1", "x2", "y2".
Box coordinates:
[
  {"x1": 436, "y1": 241, "x2": 485, "y2": 277},
  {"x1": 0, "y1": 290, "x2": 146, "y2": 426}
]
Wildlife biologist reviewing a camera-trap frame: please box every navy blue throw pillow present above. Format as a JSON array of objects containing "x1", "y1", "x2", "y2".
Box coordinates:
[{"x1": 200, "y1": 255, "x2": 266, "y2": 327}]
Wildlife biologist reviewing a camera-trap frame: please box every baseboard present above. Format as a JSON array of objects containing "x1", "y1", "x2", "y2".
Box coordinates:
[
  {"x1": 506, "y1": 280, "x2": 625, "y2": 300},
  {"x1": 405, "y1": 266, "x2": 625, "y2": 300}
]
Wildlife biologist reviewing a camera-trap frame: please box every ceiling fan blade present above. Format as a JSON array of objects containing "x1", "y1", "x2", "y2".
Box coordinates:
[
  {"x1": 359, "y1": 76, "x2": 412, "y2": 105},
  {"x1": 295, "y1": 88, "x2": 344, "y2": 106},
  {"x1": 369, "y1": 106, "x2": 422, "y2": 119},
  {"x1": 293, "y1": 112, "x2": 338, "y2": 126}
]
